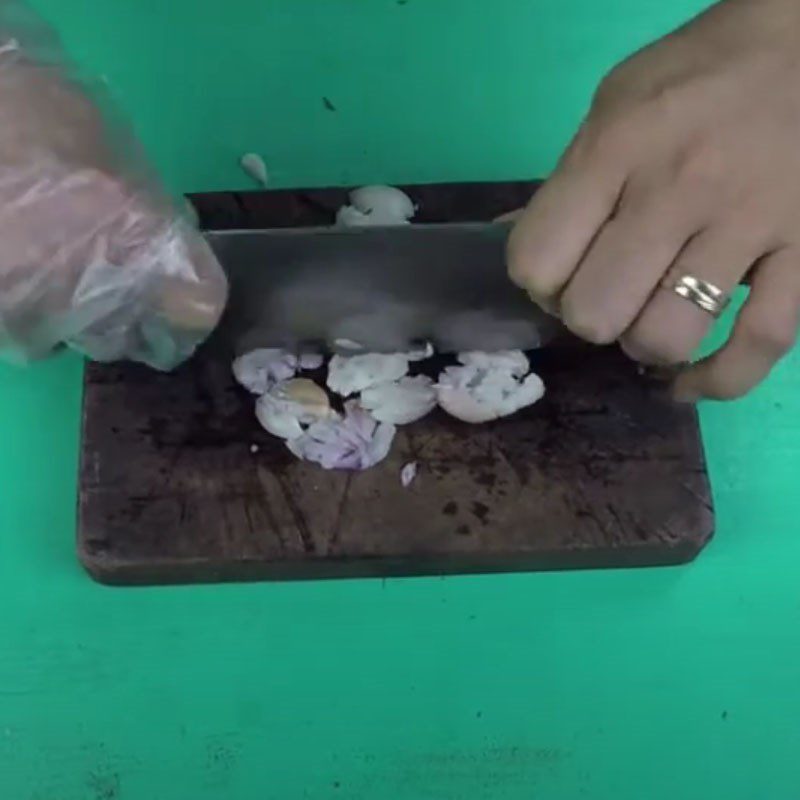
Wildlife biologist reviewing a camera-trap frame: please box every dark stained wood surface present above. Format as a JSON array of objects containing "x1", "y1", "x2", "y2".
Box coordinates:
[{"x1": 77, "y1": 182, "x2": 714, "y2": 584}]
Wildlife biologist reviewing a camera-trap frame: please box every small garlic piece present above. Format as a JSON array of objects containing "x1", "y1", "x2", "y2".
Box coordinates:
[
  {"x1": 287, "y1": 401, "x2": 396, "y2": 470},
  {"x1": 240, "y1": 152, "x2": 269, "y2": 186},
  {"x1": 255, "y1": 378, "x2": 334, "y2": 440},
  {"x1": 360, "y1": 375, "x2": 436, "y2": 424},
  {"x1": 327, "y1": 353, "x2": 410, "y2": 396},
  {"x1": 400, "y1": 461, "x2": 418, "y2": 488}
]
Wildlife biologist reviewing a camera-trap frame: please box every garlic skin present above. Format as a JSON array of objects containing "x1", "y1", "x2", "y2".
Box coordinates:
[
  {"x1": 436, "y1": 365, "x2": 545, "y2": 423},
  {"x1": 255, "y1": 378, "x2": 334, "y2": 440},
  {"x1": 336, "y1": 185, "x2": 415, "y2": 227},
  {"x1": 240, "y1": 152, "x2": 269, "y2": 186},
  {"x1": 360, "y1": 375, "x2": 436, "y2": 424},
  {"x1": 327, "y1": 353, "x2": 410, "y2": 396},
  {"x1": 287, "y1": 401, "x2": 396, "y2": 470},
  {"x1": 233, "y1": 349, "x2": 299, "y2": 394}
]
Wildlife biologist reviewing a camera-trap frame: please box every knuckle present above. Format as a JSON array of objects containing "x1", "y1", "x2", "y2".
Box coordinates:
[
  {"x1": 620, "y1": 329, "x2": 689, "y2": 366},
  {"x1": 591, "y1": 62, "x2": 633, "y2": 110},
  {"x1": 672, "y1": 139, "x2": 726, "y2": 189},
  {"x1": 560, "y1": 296, "x2": 617, "y2": 345},
  {"x1": 507, "y1": 237, "x2": 562, "y2": 299}
]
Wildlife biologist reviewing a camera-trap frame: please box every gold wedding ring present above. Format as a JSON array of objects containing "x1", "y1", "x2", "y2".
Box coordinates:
[{"x1": 660, "y1": 274, "x2": 730, "y2": 318}]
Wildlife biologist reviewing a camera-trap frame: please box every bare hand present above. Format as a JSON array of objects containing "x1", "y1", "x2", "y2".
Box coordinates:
[{"x1": 508, "y1": 0, "x2": 800, "y2": 400}]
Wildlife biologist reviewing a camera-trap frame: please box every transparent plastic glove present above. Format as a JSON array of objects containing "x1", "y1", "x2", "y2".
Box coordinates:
[{"x1": 0, "y1": 3, "x2": 228, "y2": 369}]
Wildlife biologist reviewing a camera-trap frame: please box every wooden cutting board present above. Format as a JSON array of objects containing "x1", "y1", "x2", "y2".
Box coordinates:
[{"x1": 77, "y1": 182, "x2": 714, "y2": 585}]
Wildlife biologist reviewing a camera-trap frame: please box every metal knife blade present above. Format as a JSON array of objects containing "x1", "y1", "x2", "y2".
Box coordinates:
[{"x1": 206, "y1": 222, "x2": 555, "y2": 355}]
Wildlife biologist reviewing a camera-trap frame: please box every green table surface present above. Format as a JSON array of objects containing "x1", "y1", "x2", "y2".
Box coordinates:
[{"x1": 2, "y1": 2, "x2": 799, "y2": 798}]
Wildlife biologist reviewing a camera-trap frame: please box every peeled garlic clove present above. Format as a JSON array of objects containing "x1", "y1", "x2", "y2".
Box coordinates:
[
  {"x1": 360, "y1": 376, "x2": 436, "y2": 424},
  {"x1": 287, "y1": 401, "x2": 396, "y2": 470},
  {"x1": 457, "y1": 350, "x2": 529, "y2": 377},
  {"x1": 327, "y1": 353, "x2": 410, "y2": 396},
  {"x1": 233, "y1": 348, "x2": 298, "y2": 394},
  {"x1": 350, "y1": 185, "x2": 415, "y2": 222},
  {"x1": 240, "y1": 152, "x2": 269, "y2": 186}
]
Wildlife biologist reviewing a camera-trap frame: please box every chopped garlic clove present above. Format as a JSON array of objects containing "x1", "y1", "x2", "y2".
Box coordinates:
[
  {"x1": 350, "y1": 185, "x2": 415, "y2": 222},
  {"x1": 287, "y1": 401, "x2": 396, "y2": 470},
  {"x1": 240, "y1": 152, "x2": 269, "y2": 186},
  {"x1": 233, "y1": 348, "x2": 299, "y2": 394},
  {"x1": 327, "y1": 353, "x2": 410, "y2": 396},
  {"x1": 255, "y1": 378, "x2": 334, "y2": 440},
  {"x1": 400, "y1": 461, "x2": 418, "y2": 488},
  {"x1": 360, "y1": 376, "x2": 436, "y2": 424},
  {"x1": 457, "y1": 350, "x2": 530, "y2": 377},
  {"x1": 436, "y1": 364, "x2": 545, "y2": 423}
]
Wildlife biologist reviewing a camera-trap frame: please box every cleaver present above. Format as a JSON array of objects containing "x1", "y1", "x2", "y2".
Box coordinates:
[{"x1": 206, "y1": 221, "x2": 557, "y2": 356}]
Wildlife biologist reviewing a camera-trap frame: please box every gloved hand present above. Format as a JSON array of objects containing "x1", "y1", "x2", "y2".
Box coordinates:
[
  {"x1": 0, "y1": 3, "x2": 227, "y2": 369},
  {"x1": 508, "y1": 0, "x2": 800, "y2": 401}
]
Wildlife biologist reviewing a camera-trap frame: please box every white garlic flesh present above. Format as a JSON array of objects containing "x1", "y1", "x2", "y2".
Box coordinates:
[
  {"x1": 457, "y1": 349, "x2": 530, "y2": 377},
  {"x1": 360, "y1": 375, "x2": 436, "y2": 424},
  {"x1": 298, "y1": 352, "x2": 324, "y2": 371},
  {"x1": 436, "y1": 364, "x2": 545, "y2": 423},
  {"x1": 400, "y1": 461, "x2": 418, "y2": 488},
  {"x1": 287, "y1": 401, "x2": 396, "y2": 470},
  {"x1": 350, "y1": 185, "x2": 415, "y2": 221},
  {"x1": 406, "y1": 341, "x2": 435, "y2": 361},
  {"x1": 336, "y1": 185, "x2": 415, "y2": 227},
  {"x1": 327, "y1": 353, "x2": 410, "y2": 396}
]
